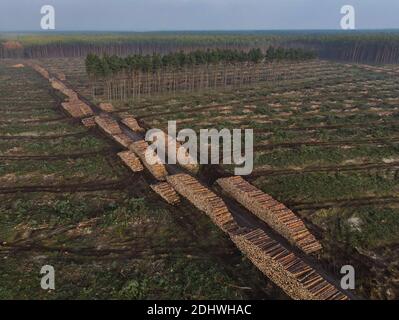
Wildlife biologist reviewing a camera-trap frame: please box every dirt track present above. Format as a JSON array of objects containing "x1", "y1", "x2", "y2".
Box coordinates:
[
  {"x1": 288, "y1": 195, "x2": 399, "y2": 210},
  {"x1": 0, "y1": 117, "x2": 70, "y2": 124},
  {"x1": 0, "y1": 149, "x2": 116, "y2": 161},
  {"x1": 0, "y1": 179, "x2": 131, "y2": 194},
  {"x1": 0, "y1": 131, "x2": 87, "y2": 140},
  {"x1": 249, "y1": 161, "x2": 399, "y2": 177},
  {"x1": 254, "y1": 137, "x2": 399, "y2": 151},
  {"x1": 254, "y1": 120, "x2": 399, "y2": 132}
]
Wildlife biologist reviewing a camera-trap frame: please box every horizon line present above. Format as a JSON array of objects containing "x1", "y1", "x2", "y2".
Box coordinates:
[{"x1": 2, "y1": 28, "x2": 399, "y2": 34}]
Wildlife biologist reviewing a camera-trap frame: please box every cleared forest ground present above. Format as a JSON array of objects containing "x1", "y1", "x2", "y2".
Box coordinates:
[
  {"x1": 111, "y1": 61, "x2": 399, "y2": 299},
  {"x1": 33, "y1": 57, "x2": 399, "y2": 299},
  {"x1": 0, "y1": 62, "x2": 286, "y2": 299}
]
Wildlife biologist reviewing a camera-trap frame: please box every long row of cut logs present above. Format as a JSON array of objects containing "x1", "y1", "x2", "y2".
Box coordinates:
[
  {"x1": 50, "y1": 74, "x2": 92, "y2": 119},
  {"x1": 27, "y1": 62, "x2": 50, "y2": 80},
  {"x1": 117, "y1": 151, "x2": 144, "y2": 172},
  {"x1": 28, "y1": 62, "x2": 179, "y2": 204},
  {"x1": 150, "y1": 182, "x2": 181, "y2": 205},
  {"x1": 50, "y1": 78, "x2": 78, "y2": 100},
  {"x1": 81, "y1": 116, "x2": 96, "y2": 128},
  {"x1": 161, "y1": 131, "x2": 200, "y2": 174},
  {"x1": 231, "y1": 228, "x2": 348, "y2": 300},
  {"x1": 98, "y1": 102, "x2": 115, "y2": 112},
  {"x1": 120, "y1": 114, "x2": 145, "y2": 133},
  {"x1": 28, "y1": 62, "x2": 93, "y2": 119},
  {"x1": 167, "y1": 173, "x2": 236, "y2": 232},
  {"x1": 216, "y1": 176, "x2": 322, "y2": 254},
  {"x1": 61, "y1": 100, "x2": 93, "y2": 119},
  {"x1": 29, "y1": 62, "x2": 348, "y2": 300},
  {"x1": 166, "y1": 173, "x2": 348, "y2": 300},
  {"x1": 130, "y1": 140, "x2": 169, "y2": 181},
  {"x1": 94, "y1": 114, "x2": 122, "y2": 135},
  {"x1": 93, "y1": 113, "x2": 134, "y2": 148}
]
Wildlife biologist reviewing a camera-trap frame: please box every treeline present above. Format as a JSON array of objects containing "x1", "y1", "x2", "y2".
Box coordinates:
[
  {"x1": 85, "y1": 47, "x2": 316, "y2": 78},
  {"x1": 3, "y1": 32, "x2": 399, "y2": 63},
  {"x1": 87, "y1": 48, "x2": 317, "y2": 101},
  {"x1": 0, "y1": 33, "x2": 282, "y2": 58},
  {"x1": 300, "y1": 40, "x2": 399, "y2": 64}
]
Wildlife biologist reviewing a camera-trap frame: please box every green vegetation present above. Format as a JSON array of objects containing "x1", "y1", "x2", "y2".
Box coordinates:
[
  {"x1": 254, "y1": 145, "x2": 399, "y2": 168},
  {"x1": 313, "y1": 206, "x2": 399, "y2": 250},
  {"x1": 85, "y1": 47, "x2": 315, "y2": 77},
  {"x1": 3, "y1": 31, "x2": 399, "y2": 63},
  {"x1": 255, "y1": 172, "x2": 396, "y2": 203},
  {"x1": 0, "y1": 60, "x2": 282, "y2": 300}
]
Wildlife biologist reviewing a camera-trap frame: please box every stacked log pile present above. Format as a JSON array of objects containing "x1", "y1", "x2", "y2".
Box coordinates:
[
  {"x1": 120, "y1": 115, "x2": 145, "y2": 132},
  {"x1": 130, "y1": 140, "x2": 168, "y2": 181},
  {"x1": 29, "y1": 63, "x2": 50, "y2": 79},
  {"x1": 94, "y1": 114, "x2": 123, "y2": 135},
  {"x1": 167, "y1": 173, "x2": 348, "y2": 300},
  {"x1": 94, "y1": 114, "x2": 135, "y2": 148},
  {"x1": 50, "y1": 79, "x2": 79, "y2": 100},
  {"x1": 29, "y1": 63, "x2": 92, "y2": 119},
  {"x1": 162, "y1": 132, "x2": 199, "y2": 174},
  {"x1": 98, "y1": 102, "x2": 115, "y2": 112},
  {"x1": 231, "y1": 228, "x2": 348, "y2": 300},
  {"x1": 61, "y1": 100, "x2": 93, "y2": 119},
  {"x1": 81, "y1": 116, "x2": 96, "y2": 128},
  {"x1": 150, "y1": 182, "x2": 180, "y2": 205},
  {"x1": 56, "y1": 72, "x2": 66, "y2": 81},
  {"x1": 216, "y1": 176, "x2": 322, "y2": 254},
  {"x1": 166, "y1": 173, "x2": 235, "y2": 232},
  {"x1": 112, "y1": 133, "x2": 134, "y2": 148},
  {"x1": 117, "y1": 150, "x2": 144, "y2": 172}
]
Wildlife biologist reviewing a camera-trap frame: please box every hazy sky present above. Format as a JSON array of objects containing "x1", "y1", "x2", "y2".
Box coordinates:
[{"x1": 1, "y1": 0, "x2": 398, "y2": 31}]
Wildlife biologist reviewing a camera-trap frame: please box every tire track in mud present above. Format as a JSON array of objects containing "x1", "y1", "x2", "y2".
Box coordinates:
[
  {"x1": 132, "y1": 74, "x2": 386, "y2": 116},
  {"x1": 0, "y1": 117, "x2": 71, "y2": 125},
  {"x1": 0, "y1": 148, "x2": 117, "y2": 161},
  {"x1": 143, "y1": 105, "x2": 399, "y2": 133},
  {"x1": 0, "y1": 242, "x2": 241, "y2": 261},
  {"x1": 0, "y1": 180, "x2": 132, "y2": 195},
  {"x1": 162, "y1": 114, "x2": 399, "y2": 135},
  {"x1": 249, "y1": 161, "x2": 399, "y2": 178},
  {"x1": 287, "y1": 196, "x2": 399, "y2": 210},
  {"x1": 0, "y1": 106, "x2": 57, "y2": 112},
  {"x1": 0, "y1": 131, "x2": 88, "y2": 140},
  {"x1": 254, "y1": 137, "x2": 399, "y2": 151},
  {"x1": 254, "y1": 120, "x2": 399, "y2": 133}
]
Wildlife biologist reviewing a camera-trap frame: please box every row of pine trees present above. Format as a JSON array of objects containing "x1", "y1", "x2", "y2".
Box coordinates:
[{"x1": 86, "y1": 47, "x2": 316, "y2": 78}]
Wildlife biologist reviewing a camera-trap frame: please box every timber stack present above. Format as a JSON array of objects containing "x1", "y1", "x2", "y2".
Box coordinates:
[
  {"x1": 130, "y1": 140, "x2": 168, "y2": 181},
  {"x1": 117, "y1": 151, "x2": 144, "y2": 172},
  {"x1": 120, "y1": 114, "x2": 145, "y2": 132},
  {"x1": 231, "y1": 227, "x2": 348, "y2": 300},
  {"x1": 217, "y1": 176, "x2": 322, "y2": 254},
  {"x1": 150, "y1": 182, "x2": 181, "y2": 205},
  {"x1": 166, "y1": 173, "x2": 236, "y2": 232}
]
